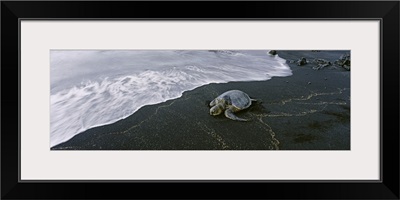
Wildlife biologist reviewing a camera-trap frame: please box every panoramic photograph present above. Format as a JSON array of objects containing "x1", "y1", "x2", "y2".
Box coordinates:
[{"x1": 50, "y1": 50, "x2": 350, "y2": 150}]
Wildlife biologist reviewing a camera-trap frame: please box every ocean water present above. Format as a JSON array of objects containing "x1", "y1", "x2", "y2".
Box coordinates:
[{"x1": 50, "y1": 50, "x2": 292, "y2": 147}]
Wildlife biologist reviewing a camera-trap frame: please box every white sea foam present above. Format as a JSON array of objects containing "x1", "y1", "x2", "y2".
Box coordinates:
[{"x1": 50, "y1": 50, "x2": 291, "y2": 147}]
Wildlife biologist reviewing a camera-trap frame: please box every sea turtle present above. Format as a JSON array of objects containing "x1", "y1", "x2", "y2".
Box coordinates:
[{"x1": 209, "y1": 90, "x2": 255, "y2": 121}]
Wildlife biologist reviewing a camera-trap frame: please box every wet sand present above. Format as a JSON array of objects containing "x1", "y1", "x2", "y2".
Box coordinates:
[{"x1": 52, "y1": 50, "x2": 350, "y2": 150}]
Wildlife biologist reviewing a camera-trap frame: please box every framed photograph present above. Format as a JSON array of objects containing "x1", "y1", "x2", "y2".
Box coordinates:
[{"x1": 2, "y1": 1, "x2": 399, "y2": 199}]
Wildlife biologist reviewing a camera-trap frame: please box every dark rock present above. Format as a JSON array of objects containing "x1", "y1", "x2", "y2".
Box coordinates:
[
  {"x1": 335, "y1": 53, "x2": 351, "y2": 71},
  {"x1": 297, "y1": 57, "x2": 307, "y2": 66},
  {"x1": 269, "y1": 50, "x2": 277, "y2": 55},
  {"x1": 312, "y1": 58, "x2": 332, "y2": 70},
  {"x1": 339, "y1": 54, "x2": 350, "y2": 61},
  {"x1": 342, "y1": 64, "x2": 350, "y2": 71}
]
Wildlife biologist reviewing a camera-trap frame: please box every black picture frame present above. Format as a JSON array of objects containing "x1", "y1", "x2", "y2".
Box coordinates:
[{"x1": 2, "y1": 1, "x2": 399, "y2": 199}]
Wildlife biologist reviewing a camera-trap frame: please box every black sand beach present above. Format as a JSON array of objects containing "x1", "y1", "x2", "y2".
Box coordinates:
[{"x1": 52, "y1": 50, "x2": 350, "y2": 150}]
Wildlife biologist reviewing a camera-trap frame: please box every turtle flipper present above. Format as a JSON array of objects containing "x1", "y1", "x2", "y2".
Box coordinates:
[
  {"x1": 224, "y1": 109, "x2": 250, "y2": 122},
  {"x1": 209, "y1": 99, "x2": 217, "y2": 107},
  {"x1": 250, "y1": 98, "x2": 262, "y2": 104}
]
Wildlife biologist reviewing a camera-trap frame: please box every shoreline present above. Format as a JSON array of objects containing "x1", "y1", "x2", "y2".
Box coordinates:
[
  {"x1": 50, "y1": 50, "x2": 291, "y2": 148},
  {"x1": 52, "y1": 50, "x2": 350, "y2": 150}
]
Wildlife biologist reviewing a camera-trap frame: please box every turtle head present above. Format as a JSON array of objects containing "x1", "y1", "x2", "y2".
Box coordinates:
[{"x1": 210, "y1": 104, "x2": 224, "y2": 116}]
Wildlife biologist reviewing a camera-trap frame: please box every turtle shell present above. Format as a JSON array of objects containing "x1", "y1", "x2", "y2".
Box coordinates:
[{"x1": 218, "y1": 90, "x2": 252, "y2": 110}]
